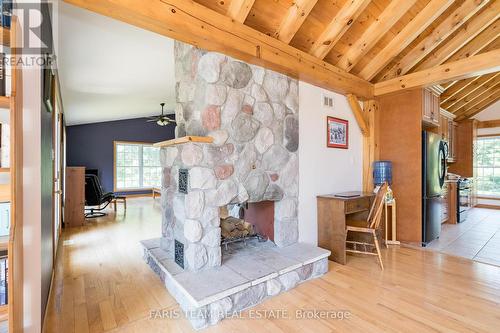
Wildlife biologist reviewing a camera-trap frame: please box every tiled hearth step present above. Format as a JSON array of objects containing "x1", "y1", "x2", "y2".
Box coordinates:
[{"x1": 141, "y1": 239, "x2": 331, "y2": 330}]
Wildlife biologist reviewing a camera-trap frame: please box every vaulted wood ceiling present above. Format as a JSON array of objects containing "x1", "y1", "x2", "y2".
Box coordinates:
[{"x1": 193, "y1": 0, "x2": 499, "y2": 118}]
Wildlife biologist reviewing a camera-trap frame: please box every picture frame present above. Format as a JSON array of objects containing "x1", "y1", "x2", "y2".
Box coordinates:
[{"x1": 327, "y1": 116, "x2": 349, "y2": 149}]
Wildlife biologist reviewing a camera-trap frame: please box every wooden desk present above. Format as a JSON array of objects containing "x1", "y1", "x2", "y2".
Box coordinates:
[{"x1": 317, "y1": 192, "x2": 374, "y2": 264}]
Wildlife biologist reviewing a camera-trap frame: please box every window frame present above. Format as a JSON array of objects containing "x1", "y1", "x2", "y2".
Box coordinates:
[
  {"x1": 475, "y1": 134, "x2": 500, "y2": 199},
  {"x1": 113, "y1": 141, "x2": 161, "y2": 192}
]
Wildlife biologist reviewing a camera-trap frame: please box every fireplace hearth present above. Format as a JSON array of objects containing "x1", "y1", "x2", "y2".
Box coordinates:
[{"x1": 141, "y1": 42, "x2": 330, "y2": 330}]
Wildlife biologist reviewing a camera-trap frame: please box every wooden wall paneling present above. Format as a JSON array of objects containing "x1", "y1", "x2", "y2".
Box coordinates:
[
  {"x1": 378, "y1": 0, "x2": 491, "y2": 82},
  {"x1": 335, "y1": 0, "x2": 418, "y2": 72},
  {"x1": 359, "y1": 0, "x2": 455, "y2": 81},
  {"x1": 378, "y1": 89, "x2": 422, "y2": 243},
  {"x1": 414, "y1": 2, "x2": 500, "y2": 71},
  {"x1": 374, "y1": 50, "x2": 500, "y2": 96},
  {"x1": 273, "y1": 0, "x2": 319, "y2": 44},
  {"x1": 63, "y1": 0, "x2": 374, "y2": 99},
  {"x1": 308, "y1": 0, "x2": 371, "y2": 59}
]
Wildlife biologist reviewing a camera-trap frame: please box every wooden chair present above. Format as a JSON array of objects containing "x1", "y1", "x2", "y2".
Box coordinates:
[{"x1": 345, "y1": 183, "x2": 388, "y2": 270}]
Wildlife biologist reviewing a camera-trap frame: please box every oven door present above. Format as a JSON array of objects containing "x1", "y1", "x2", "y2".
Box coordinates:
[{"x1": 458, "y1": 187, "x2": 471, "y2": 222}]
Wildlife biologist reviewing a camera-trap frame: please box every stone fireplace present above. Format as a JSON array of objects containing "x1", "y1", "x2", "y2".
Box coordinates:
[{"x1": 141, "y1": 42, "x2": 330, "y2": 329}]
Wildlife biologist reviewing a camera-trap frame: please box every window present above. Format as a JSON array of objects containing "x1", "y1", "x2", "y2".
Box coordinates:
[
  {"x1": 475, "y1": 136, "x2": 500, "y2": 197},
  {"x1": 114, "y1": 142, "x2": 161, "y2": 191}
]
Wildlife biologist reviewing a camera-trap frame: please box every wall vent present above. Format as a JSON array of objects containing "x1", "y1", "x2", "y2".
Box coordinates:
[{"x1": 322, "y1": 94, "x2": 334, "y2": 108}]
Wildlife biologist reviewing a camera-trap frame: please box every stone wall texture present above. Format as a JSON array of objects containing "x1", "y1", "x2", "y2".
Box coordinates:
[{"x1": 160, "y1": 42, "x2": 300, "y2": 271}]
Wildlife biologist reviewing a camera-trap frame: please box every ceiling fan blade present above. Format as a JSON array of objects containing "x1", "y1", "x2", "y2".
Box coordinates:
[{"x1": 146, "y1": 119, "x2": 158, "y2": 122}]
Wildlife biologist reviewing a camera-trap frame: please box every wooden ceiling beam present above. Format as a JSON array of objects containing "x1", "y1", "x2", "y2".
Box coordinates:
[
  {"x1": 378, "y1": 0, "x2": 491, "y2": 82},
  {"x1": 478, "y1": 119, "x2": 500, "y2": 128},
  {"x1": 448, "y1": 77, "x2": 500, "y2": 113},
  {"x1": 227, "y1": 0, "x2": 255, "y2": 23},
  {"x1": 273, "y1": 0, "x2": 319, "y2": 44},
  {"x1": 439, "y1": 26, "x2": 499, "y2": 92},
  {"x1": 374, "y1": 50, "x2": 500, "y2": 96},
  {"x1": 359, "y1": 0, "x2": 454, "y2": 81},
  {"x1": 336, "y1": 0, "x2": 418, "y2": 72},
  {"x1": 309, "y1": 0, "x2": 371, "y2": 60},
  {"x1": 346, "y1": 94, "x2": 369, "y2": 136},
  {"x1": 444, "y1": 20, "x2": 499, "y2": 65},
  {"x1": 441, "y1": 75, "x2": 487, "y2": 105},
  {"x1": 455, "y1": 90, "x2": 500, "y2": 120},
  {"x1": 63, "y1": 0, "x2": 374, "y2": 99},
  {"x1": 442, "y1": 72, "x2": 499, "y2": 109},
  {"x1": 414, "y1": 2, "x2": 500, "y2": 72}
]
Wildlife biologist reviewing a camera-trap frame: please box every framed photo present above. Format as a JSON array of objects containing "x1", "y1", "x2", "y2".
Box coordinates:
[{"x1": 327, "y1": 116, "x2": 348, "y2": 149}]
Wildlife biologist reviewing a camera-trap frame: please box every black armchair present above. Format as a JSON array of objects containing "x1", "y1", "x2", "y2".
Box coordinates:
[{"x1": 84, "y1": 174, "x2": 115, "y2": 218}]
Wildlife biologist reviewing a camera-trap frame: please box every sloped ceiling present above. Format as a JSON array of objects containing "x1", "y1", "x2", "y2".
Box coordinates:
[{"x1": 57, "y1": 2, "x2": 176, "y2": 125}]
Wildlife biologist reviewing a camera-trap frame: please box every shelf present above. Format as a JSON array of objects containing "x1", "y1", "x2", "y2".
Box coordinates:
[
  {"x1": 0, "y1": 96, "x2": 10, "y2": 109},
  {"x1": 153, "y1": 136, "x2": 213, "y2": 148},
  {"x1": 0, "y1": 27, "x2": 9, "y2": 47},
  {"x1": 0, "y1": 168, "x2": 9, "y2": 173}
]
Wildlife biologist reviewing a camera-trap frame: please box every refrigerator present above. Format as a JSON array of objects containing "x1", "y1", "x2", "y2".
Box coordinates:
[{"x1": 422, "y1": 131, "x2": 447, "y2": 246}]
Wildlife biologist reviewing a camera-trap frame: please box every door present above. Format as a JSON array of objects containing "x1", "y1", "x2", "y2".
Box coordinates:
[
  {"x1": 423, "y1": 196, "x2": 442, "y2": 244},
  {"x1": 424, "y1": 131, "x2": 443, "y2": 197}
]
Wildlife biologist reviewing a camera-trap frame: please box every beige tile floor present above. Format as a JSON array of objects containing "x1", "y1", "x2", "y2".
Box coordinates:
[{"x1": 427, "y1": 208, "x2": 500, "y2": 266}]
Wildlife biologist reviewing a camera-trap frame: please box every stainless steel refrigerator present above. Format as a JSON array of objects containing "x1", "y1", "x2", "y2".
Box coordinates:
[{"x1": 422, "y1": 131, "x2": 447, "y2": 245}]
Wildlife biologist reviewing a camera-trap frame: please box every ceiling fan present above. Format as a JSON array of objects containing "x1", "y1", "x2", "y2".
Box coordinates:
[{"x1": 147, "y1": 102, "x2": 176, "y2": 126}]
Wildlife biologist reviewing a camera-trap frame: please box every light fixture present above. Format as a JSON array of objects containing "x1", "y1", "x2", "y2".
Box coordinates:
[{"x1": 147, "y1": 102, "x2": 176, "y2": 126}]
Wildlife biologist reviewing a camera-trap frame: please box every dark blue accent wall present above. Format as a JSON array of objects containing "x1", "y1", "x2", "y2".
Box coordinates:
[{"x1": 66, "y1": 117, "x2": 175, "y2": 195}]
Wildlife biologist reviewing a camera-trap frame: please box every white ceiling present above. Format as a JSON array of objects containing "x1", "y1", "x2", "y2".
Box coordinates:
[
  {"x1": 473, "y1": 101, "x2": 500, "y2": 122},
  {"x1": 57, "y1": 2, "x2": 176, "y2": 125}
]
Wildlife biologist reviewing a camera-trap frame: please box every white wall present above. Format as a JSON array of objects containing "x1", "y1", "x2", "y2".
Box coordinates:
[
  {"x1": 17, "y1": 1, "x2": 43, "y2": 330},
  {"x1": 298, "y1": 82, "x2": 363, "y2": 245}
]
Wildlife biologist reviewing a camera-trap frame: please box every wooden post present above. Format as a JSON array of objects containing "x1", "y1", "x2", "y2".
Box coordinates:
[{"x1": 362, "y1": 100, "x2": 379, "y2": 193}]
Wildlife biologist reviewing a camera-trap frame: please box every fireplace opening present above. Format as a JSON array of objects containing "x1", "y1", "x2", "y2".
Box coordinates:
[{"x1": 219, "y1": 201, "x2": 275, "y2": 249}]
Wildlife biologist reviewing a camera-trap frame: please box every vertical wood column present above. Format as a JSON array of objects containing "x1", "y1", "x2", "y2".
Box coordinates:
[{"x1": 362, "y1": 100, "x2": 379, "y2": 192}]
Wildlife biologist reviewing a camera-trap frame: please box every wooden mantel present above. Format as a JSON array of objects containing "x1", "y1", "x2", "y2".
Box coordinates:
[{"x1": 153, "y1": 136, "x2": 213, "y2": 148}]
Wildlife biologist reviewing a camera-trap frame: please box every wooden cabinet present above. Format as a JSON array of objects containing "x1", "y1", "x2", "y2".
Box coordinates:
[
  {"x1": 64, "y1": 167, "x2": 86, "y2": 227},
  {"x1": 448, "y1": 120, "x2": 477, "y2": 178},
  {"x1": 448, "y1": 121, "x2": 458, "y2": 162},
  {"x1": 441, "y1": 183, "x2": 449, "y2": 223},
  {"x1": 447, "y1": 182, "x2": 458, "y2": 224},
  {"x1": 422, "y1": 89, "x2": 440, "y2": 126}
]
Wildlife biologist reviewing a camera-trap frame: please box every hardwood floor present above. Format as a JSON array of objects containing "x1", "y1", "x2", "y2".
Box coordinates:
[{"x1": 44, "y1": 197, "x2": 500, "y2": 332}]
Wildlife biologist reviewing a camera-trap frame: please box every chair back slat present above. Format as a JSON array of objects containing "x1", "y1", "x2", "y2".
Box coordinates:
[{"x1": 368, "y1": 183, "x2": 388, "y2": 229}]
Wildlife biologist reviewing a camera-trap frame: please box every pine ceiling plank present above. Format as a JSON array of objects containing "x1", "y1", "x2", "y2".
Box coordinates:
[
  {"x1": 359, "y1": 0, "x2": 454, "y2": 81},
  {"x1": 442, "y1": 72, "x2": 499, "y2": 109},
  {"x1": 378, "y1": 0, "x2": 491, "y2": 82},
  {"x1": 274, "y1": 0, "x2": 319, "y2": 44},
  {"x1": 374, "y1": 49, "x2": 500, "y2": 96},
  {"x1": 455, "y1": 89, "x2": 500, "y2": 120},
  {"x1": 63, "y1": 0, "x2": 374, "y2": 99},
  {"x1": 309, "y1": 0, "x2": 371, "y2": 59},
  {"x1": 336, "y1": 0, "x2": 417, "y2": 72},
  {"x1": 439, "y1": 36, "x2": 499, "y2": 93},
  {"x1": 441, "y1": 75, "x2": 487, "y2": 105},
  {"x1": 227, "y1": 0, "x2": 256, "y2": 23},
  {"x1": 415, "y1": 2, "x2": 500, "y2": 72},
  {"x1": 447, "y1": 75, "x2": 500, "y2": 113}
]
